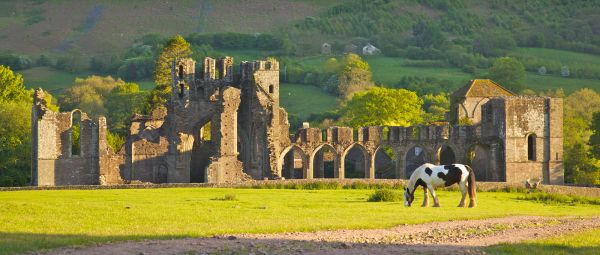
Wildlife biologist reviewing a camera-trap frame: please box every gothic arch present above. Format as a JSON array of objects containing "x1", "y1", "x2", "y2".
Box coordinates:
[
  {"x1": 278, "y1": 145, "x2": 308, "y2": 179},
  {"x1": 436, "y1": 144, "x2": 457, "y2": 165},
  {"x1": 405, "y1": 145, "x2": 429, "y2": 178},
  {"x1": 310, "y1": 143, "x2": 338, "y2": 178},
  {"x1": 342, "y1": 143, "x2": 369, "y2": 178},
  {"x1": 373, "y1": 145, "x2": 396, "y2": 179}
]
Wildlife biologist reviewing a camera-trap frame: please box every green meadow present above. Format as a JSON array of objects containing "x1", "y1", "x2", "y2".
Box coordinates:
[
  {"x1": 280, "y1": 83, "x2": 338, "y2": 119},
  {"x1": 1, "y1": 188, "x2": 599, "y2": 254},
  {"x1": 487, "y1": 227, "x2": 600, "y2": 255}
]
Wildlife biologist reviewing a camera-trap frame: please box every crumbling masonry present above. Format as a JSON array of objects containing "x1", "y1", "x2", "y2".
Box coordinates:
[{"x1": 32, "y1": 58, "x2": 564, "y2": 186}]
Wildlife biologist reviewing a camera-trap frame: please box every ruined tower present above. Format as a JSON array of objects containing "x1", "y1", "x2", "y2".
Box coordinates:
[
  {"x1": 164, "y1": 57, "x2": 247, "y2": 183},
  {"x1": 31, "y1": 89, "x2": 120, "y2": 185},
  {"x1": 238, "y1": 59, "x2": 291, "y2": 179}
]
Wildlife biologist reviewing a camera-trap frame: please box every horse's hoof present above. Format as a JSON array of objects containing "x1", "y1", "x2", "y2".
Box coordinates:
[
  {"x1": 433, "y1": 204, "x2": 440, "y2": 207},
  {"x1": 457, "y1": 204, "x2": 465, "y2": 207}
]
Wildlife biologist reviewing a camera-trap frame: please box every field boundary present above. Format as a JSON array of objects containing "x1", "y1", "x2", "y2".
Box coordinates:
[{"x1": 1, "y1": 179, "x2": 599, "y2": 196}]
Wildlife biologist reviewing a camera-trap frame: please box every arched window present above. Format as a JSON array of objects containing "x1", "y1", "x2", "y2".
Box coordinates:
[
  {"x1": 179, "y1": 83, "x2": 185, "y2": 98},
  {"x1": 269, "y1": 85, "x2": 274, "y2": 94},
  {"x1": 178, "y1": 65, "x2": 184, "y2": 79},
  {"x1": 71, "y1": 111, "x2": 81, "y2": 156},
  {"x1": 527, "y1": 134, "x2": 536, "y2": 161}
]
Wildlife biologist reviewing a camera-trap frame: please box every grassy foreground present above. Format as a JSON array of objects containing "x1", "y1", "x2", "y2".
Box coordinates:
[
  {"x1": 1, "y1": 188, "x2": 600, "y2": 254},
  {"x1": 487, "y1": 227, "x2": 600, "y2": 255}
]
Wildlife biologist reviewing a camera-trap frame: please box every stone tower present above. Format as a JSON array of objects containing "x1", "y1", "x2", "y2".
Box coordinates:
[
  {"x1": 165, "y1": 57, "x2": 248, "y2": 183},
  {"x1": 238, "y1": 59, "x2": 290, "y2": 179}
]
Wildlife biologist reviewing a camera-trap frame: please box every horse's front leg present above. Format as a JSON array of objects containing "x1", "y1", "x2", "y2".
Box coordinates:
[
  {"x1": 458, "y1": 182, "x2": 467, "y2": 207},
  {"x1": 421, "y1": 186, "x2": 429, "y2": 207},
  {"x1": 428, "y1": 184, "x2": 440, "y2": 207}
]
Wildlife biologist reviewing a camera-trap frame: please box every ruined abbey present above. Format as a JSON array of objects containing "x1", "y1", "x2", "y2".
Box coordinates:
[{"x1": 31, "y1": 57, "x2": 564, "y2": 186}]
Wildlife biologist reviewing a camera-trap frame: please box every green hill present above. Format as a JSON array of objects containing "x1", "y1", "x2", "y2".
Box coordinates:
[{"x1": 2, "y1": 0, "x2": 600, "y2": 118}]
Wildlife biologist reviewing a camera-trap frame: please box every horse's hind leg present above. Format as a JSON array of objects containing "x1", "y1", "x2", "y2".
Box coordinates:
[
  {"x1": 421, "y1": 186, "x2": 429, "y2": 207},
  {"x1": 428, "y1": 185, "x2": 440, "y2": 207},
  {"x1": 458, "y1": 182, "x2": 467, "y2": 207}
]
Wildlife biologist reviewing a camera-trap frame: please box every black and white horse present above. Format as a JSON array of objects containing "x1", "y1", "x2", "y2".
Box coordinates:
[{"x1": 403, "y1": 163, "x2": 476, "y2": 207}]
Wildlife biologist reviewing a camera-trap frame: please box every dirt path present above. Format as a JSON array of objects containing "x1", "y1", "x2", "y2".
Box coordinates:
[{"x1": 42, "y1": 216, "x2": 600, "y2": 255}]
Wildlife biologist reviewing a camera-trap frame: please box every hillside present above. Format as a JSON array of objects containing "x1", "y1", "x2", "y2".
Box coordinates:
[
  {"x1": 2, "y1": 0, "x2": 600, "y2": 119},
  {"x1": 0, "y1": 0, "x2": 337, "y2": 55}
]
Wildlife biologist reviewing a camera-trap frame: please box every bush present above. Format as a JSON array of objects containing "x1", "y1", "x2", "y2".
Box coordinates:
[
  {"x1": 367, "y1": 189, "x2": 403, "y2": 202},
  {"x1": 211, "y1": 194, "x2": 239, "y2": 201},
  {"x1": 518, "y1": 192, "x2": 600, "y2": 206}
]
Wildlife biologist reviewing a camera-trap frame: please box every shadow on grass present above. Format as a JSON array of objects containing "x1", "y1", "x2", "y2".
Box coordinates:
[
  {"x1": 486, "y1": 243, "x2": 600, "y2": 255},
  {"x1": 3, "y1": 232, "x2": 599, "y2": 255},
  {"x1": 0, "y1": 232, "x2": 186, "y2": 255}
]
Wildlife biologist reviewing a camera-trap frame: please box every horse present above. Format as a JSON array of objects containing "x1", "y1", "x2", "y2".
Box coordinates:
[{"x1": 403, "y1": 163, "x2": 476, "y2": 208}]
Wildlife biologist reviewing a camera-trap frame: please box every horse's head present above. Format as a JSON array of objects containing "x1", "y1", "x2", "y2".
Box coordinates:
[{"x1": 404, "y1": 187, "x2": 414, "y2": 207}]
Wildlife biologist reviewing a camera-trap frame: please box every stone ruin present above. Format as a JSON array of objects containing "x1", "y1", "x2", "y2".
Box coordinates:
[{"x1": 31, "y1": 58, "x2": 564, "y2": 186}]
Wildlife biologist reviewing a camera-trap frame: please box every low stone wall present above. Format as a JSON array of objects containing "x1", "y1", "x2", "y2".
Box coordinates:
[{"x1": 1, "y1": 179, "x2": 599, "y2": 197}]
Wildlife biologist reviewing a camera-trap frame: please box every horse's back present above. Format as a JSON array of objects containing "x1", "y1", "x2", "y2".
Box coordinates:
[{"x1": 420, "y1": 163, "x2": 469, "y2": 187}]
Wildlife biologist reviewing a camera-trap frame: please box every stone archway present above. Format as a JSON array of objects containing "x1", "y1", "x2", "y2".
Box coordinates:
[
  {"x1": 311, "y1": 144, "x2": 337, "y2": 178},
  {"x1": 279, "y1": 145, "x2": 308, "y2": 179},
  {"x1": 374, "y1": 145, "x2": 395, "y2": 179},
  {"x1": 436, "y1": 145, "x2": 456, "y2": 165},
  {"x1": 190, "y1": 120, "x2": 212, "y2": 183},
  {"x1": 405, "y1": 145, "x2": 428, "y2": 178},
  {"x1": 342, "y1": 143, "x2": 369, "y2": 179}
]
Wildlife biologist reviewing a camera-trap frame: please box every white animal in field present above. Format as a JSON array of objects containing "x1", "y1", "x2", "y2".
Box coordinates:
[{"x1": 404, "y1": 163, "x2": 477, "y2": 208}]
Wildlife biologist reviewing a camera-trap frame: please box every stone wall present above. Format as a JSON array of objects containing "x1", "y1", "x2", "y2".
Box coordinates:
[
  {"x1": 31, "y1": 58, "x2": 564, "y2": 187},
  {"x1": 32, "y1": 89, "x2": 123, "y2": 186}
]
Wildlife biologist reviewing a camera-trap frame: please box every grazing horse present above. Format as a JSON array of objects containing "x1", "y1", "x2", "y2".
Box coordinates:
[{"x1": 403, "y1": 163, "x2": 476, "y2": 208}]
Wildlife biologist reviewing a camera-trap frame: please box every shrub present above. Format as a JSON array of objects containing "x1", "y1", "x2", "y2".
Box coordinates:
[
  {"x1": 367, "y1": 189, "x2": 403, "y2": 202},
  {"x1": 518, "y1": 192, "x2": 600, "y2": 206},
  {"x1": 211, "y1": 194, "x2": 239, "y2": 201}
]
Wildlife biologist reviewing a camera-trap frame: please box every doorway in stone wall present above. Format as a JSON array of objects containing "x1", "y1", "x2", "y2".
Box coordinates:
[
  {"x1": 312, "y1": 144, "x2": 337, "y2": 178},
  {"x1": 280, "y1": 146, "x2": 307, "y2": 179},
  {"x1": 190, "y1": 121, "x2": 212, "y2": 183}
]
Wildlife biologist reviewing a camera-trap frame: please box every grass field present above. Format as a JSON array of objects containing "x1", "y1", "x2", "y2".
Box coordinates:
[
  {"x1": 280, "y1": 83, "x2": 338, "y2": 119},
  {"x1": 295, "y1": 54, "x2": 600, "y2": 94},
  {"x1": 1, "y1": 188, "x2": 599, "y2": 254},
  {"x1": 20, "y1": 67, "x2": 87, "y2": 92},
  {"x1": 512, "y1": 47, "x2": 600, "y2": 67},
  {"x1": 487, "y1": 227, "x2": 600, "y2": 255}
]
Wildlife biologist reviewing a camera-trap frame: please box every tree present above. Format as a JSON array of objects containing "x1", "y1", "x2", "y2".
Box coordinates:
[
  {"x1": 106, "y1": 82, "x2": 147, "y2": 136},
  {"x1": 338, "y1": 53, "x2": 374, "y2": 99},
  {"x1": 563, "y1": 89, "x2": 600, "y2": 184},
  {"x1": 0, "y1": 101, "x2": 32, "y2": 186},
  {"x1": 339, "y1": 87, "x2": 423, "y2": 128},
  {"x1": 488, "y1": 57, "x2": 525, "y2": 92},
  {"x1": 60, "y1": 76, "x2": 123, "y2": 117},
  {"x1": 412, "y1": 20, "x2": 446, "y2": 49},
  {"x1": 473, "y1": 31, "x2": 517, "y2": 57},
  {"x1": 422, "y1": 93, "x2": 449, "y2": 123},
  {"x1": 0, "y1": 66, "x2": 60, "y2": 186},
  {"x1": 148, "y1": 35, "x2": 192, "y2": 111},
  {"x1": 0, "y1": 65, "x2": 28, "y2": 103},
  {"x1": 590, "y1": 112, "x2": 600, "y2": 159}
]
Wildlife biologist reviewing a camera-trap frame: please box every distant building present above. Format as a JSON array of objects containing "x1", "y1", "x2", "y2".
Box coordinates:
[
  {"x1": 320, "y1": 43, "x2": 332, "y2": 55},
  {"x1": 362, "y1": 43, "x2": 381, "y2": 55}
]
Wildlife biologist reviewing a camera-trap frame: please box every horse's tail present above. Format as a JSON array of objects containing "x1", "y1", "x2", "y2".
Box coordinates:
[{"x1": 466, "y1": 165, "x2": 477, "y2": 208}]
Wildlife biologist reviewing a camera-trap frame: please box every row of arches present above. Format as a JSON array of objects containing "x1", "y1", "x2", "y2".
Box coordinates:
[{"x1": 279, "y1": 143, "x2": 501, "y2": 181}]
